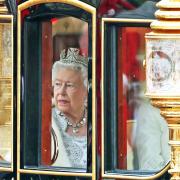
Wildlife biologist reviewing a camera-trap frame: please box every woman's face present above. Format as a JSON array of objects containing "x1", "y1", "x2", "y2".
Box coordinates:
[{"x1": 53, "y1": 68, "x2": 87, "y2": 115}]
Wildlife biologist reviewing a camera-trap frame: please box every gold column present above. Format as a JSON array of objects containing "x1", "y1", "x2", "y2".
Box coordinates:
[
  {"x1": 0, "y1": 0, "x2": 12, "y2": 163},
  {"x1": 146, "y1": 0, "x2": 180, "y2": 179},
  {"x1": 0, "y1": 24, "x2": 2, "y2": 76}
]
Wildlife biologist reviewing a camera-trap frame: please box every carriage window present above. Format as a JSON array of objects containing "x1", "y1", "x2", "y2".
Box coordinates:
[
  {"x1": 0, "y1": 21, "x2": 13, "y2": 167},
  {"x1": 19, "y1": 2, "x2": 92, "y2": 173},
  {"x1": 102, "y1": 20, "x2": 170, "y2": 178}
]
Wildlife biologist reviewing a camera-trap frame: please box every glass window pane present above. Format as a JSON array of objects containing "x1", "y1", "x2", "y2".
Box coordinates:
[
  {"x1": 103, "y1": 22, "x2": 170, "y2": 177},
  {"x1": 0, "y1": 172, "x2": 14, "y2": 179}
]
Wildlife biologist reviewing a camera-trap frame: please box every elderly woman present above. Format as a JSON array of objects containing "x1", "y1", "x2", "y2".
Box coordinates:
[{"x1": 51, "y1": 48, "x2": 88, "y2": 169}]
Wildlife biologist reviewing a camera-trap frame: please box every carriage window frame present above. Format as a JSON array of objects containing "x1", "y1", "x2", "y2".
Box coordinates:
[
  {"x1": 101, "y1": 18, "x2": 170, "y2": 180},
  {"x1": 0, "y1": 14, "x2": 14, "y2": 173},
  {"x1": 17, "y1": 0, "x2": 96, "y2": 179}
]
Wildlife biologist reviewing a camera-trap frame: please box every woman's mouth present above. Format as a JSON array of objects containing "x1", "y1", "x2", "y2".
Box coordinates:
[{"x1": 58, "y1": 100, "x2": 69, "y2": 105}]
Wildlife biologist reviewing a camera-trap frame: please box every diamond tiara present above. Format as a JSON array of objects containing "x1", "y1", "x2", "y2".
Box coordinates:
[{"x1": 59, "y1": 48, "x2": 88, "y2": 68}]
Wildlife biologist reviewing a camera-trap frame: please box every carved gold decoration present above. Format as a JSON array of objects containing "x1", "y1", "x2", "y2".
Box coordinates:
[
  {"x1": 0, "y1": 14, "x2": 13, "y2": 173},
  {"x1": 0, "y1": 24, "x2": 12, "y2": 126},
  {"x1": 0, "y1": 23, "x2": 12, "y2": 168},
  {"x1": 151, "y1": 0, "x2": 180, "y2": 30},
  {"x1": 0, "y1": 0, "x2": 8, "y2": 14},
  {"x1": 146, "y1": 0, "x2": 180, "y2": 179}
]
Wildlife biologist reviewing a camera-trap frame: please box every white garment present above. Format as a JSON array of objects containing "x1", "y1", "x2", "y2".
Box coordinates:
[
  {"x1": 134, "y1": 100, "x2": 170, "y2": 170},
  {"x1": 51, "y1": 108, "x2": 87, "y2": 168}
]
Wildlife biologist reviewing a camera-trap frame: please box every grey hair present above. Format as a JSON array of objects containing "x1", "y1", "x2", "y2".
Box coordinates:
[{"x1": 52, "y1": 61, "x2": 88, "y2": 89}]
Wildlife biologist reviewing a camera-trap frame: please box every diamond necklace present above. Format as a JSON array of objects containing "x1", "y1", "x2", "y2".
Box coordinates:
[{"x1": 60, "y1": 109, "x2": 87, "y2": 134}]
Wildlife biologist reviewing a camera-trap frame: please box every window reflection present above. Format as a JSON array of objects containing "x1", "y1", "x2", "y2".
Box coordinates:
[
  {"x1": 104, "y1": 25, "x2": 170, "y2": 174},
  {"x1": 118, "y1": 27, "x2": 170, "y2": 171}
]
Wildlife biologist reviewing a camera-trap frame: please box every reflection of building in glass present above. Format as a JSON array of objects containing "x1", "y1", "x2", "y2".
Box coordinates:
[
  {"x1": 118, "y1": 27, "x2": 149, "y2": 170},
  {"x1": 134, "y1": 99, "x2": 170, "y2": 170},
  {"x1": 127, "y1": 81, "x2": 170, "y2": 171},
  {"x1": 118, "y1": 27, "x2": 170, "y2": 171},
  {"x1": 52, "y1": 17, "x2": 87, "y2": 62}
]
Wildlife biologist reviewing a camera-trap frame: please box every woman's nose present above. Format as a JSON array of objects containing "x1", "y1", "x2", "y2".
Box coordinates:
[{"x1": 57, "y1": 84, "x2": 66, "y2": 95}]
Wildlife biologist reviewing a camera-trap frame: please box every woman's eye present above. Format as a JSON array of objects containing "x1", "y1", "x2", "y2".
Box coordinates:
[
  {"x1": 55, "y1": 82, "x2": 61, "y2": 87},
  {"x1": 67, "y1": 84, "x2": 72, "y2": 87},
  {"x1": 67, "y1": 83, "x2": 74, "y2": 88}
]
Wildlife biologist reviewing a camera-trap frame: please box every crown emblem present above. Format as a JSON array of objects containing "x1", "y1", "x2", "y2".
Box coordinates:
[{"x1": 59, "y1": 48, "x2": 88, "y2": 68}]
